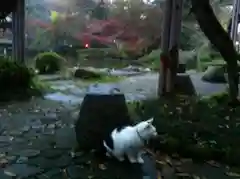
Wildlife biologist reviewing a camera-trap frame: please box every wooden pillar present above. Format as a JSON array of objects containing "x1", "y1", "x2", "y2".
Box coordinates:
[
  {"x1": 158, "y1": 0, "x2": 184, "y2": 96},
  {"x1": 12, "y1": 0, "x2": 25, "y2": 63},
  {"x1": 158, "y1": 0, "x2": 173, "y2": 96}
]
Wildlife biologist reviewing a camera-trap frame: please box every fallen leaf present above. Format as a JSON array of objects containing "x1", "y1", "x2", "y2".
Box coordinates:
[
  {"x1": 206, "y1": 160, "x2": 220, "y2": 167},
  {"x1": 157, "y1": 171, "x2": 162, "y2": 179},
  {"x1": 180, "y1": 158, "x2": 192, "y2": 163},
  {"x1": 225, "y1": 172, "x2": 240, "y2": 177},
  {"x1": 156, "y1": 160, "x2": 166, "y2": 165},
  {"x1": 62, "y1": 168, "x2": 68, "y2": 179},
  {"x1": 192, "y1": 175, "x2": 201, "y2": 179},
  {"x1": 99, "y1": 164, "x2": 107, "y2": 170},
  {"x1": 165, "y1": 155, "x2": 173, "y2": 166},
  {"x1": 176, "y1": 173, "x2": 191, "y2": 177}
]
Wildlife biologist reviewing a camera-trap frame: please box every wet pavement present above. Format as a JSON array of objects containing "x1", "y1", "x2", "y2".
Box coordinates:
[{"x1": 42, "y1": 71, "x2": 229, "y2": 105}]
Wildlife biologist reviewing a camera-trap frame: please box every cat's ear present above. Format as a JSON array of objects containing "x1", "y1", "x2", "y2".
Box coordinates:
[{"x1": 146, "y1": 118, "x2": 154, "y2": 124}]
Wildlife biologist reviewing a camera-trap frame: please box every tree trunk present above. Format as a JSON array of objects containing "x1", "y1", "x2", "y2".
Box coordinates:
[
  {"x1": 168, "y1": 0, "x2": 184, "y2": 94},
  {"x1": 190, "y1": 0, "x2": 239, "y2": 102}
]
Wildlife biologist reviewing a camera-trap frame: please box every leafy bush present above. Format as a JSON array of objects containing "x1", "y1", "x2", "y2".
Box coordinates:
[
  {"x1": 78, "y1": 48, "x2": 107, "y2": 60},
  {"x1": 0, "y1": 58, "x2": 41, "y2": 101},
  {"x1": 129, "y1": 94, "x2": 240, "y2": 165},
  {"x1": 35, "y1": 52, "x2": 65, "y2": 74}
]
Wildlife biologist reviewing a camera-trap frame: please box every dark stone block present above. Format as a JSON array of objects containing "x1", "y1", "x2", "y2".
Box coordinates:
[
  {"x1": 178, "y1": 63, "x2": 186, "y2": 73},
  {"x1": 75, "y1": 84, "x2": 132, "y2": 152},
  {"x1": 175, "y1": 73, "x2": 196, "y2": 96}
]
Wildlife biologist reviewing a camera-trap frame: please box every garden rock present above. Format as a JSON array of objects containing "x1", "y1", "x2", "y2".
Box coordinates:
[
  {"x1": 75, "y1": 84, "x2": 132, "y2": 152},
  {"x1": 202, "y1": 66, "x2": 226, "y2": 83},
  {"x1": 73, "y1": 68, "x2": 102, "y2": 80}
]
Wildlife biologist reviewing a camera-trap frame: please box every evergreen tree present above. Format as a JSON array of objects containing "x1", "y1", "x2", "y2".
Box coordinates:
[{"x1": 91, "y1": 0, "x2": 108, "y2": 20}]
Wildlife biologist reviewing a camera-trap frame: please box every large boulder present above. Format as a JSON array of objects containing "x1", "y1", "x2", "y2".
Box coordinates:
[
  {"x1": 73, "y1": 68, "x2": 102, "y2": 80},
  {"x1": 202, "y1": 66, "x2": 226, "y2": 83},
  {"x1": 75, "y1": 84, "x2": 132, "y2": 152}
]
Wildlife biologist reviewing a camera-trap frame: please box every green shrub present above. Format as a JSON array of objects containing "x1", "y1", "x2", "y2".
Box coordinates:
[
  {"x1": 35, "y1": 52, "x2": 65, "y2": 74},
  {"x1": 0, "y1": 58, "x2": 41, "y2": 102},
  {"x1": 128, "y1": 94, "x2": 240, "y2": 165}
]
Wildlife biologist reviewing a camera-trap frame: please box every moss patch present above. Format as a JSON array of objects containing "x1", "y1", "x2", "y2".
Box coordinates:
[{"x1": 128, "y1": 93, "x2": 240, "y2": 166}]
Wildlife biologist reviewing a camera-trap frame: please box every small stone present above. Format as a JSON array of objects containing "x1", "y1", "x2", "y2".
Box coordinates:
[
  {"x1": 21, "y1": 149, "x2": 40, "y2": 157},
  {"x1": 0, "y1": 158, "x2": 9, "y2": 167},
  {"x1": 40, "y1": 113, "x2": 57, "y2": 125},
  {"x1": 55, "y1": 127, "x2": 77, "y2": 149},
  {"x1": 8, "y1": 130, "x2": 23, "y2": 136},
  {"x1": 66, "y1": 165, "x2": 88, "y2": 179},
  {"x1": 43, "y1": 128, "x2": 55, "y2": 135},
  {"x1": 4, "y1": 164, "x2": 42, "y2": 178},
  {"x1": 47, "y1": 124, "x2": 56, "y2": 129},
  {"x1": 55, "y1": 154, "x2": 72, "y2": 168},
  {"x1": 0, "y1": 136, "x2": 13, "y2": 143},
  {"x1": 20, "y1": 126, "x2": 31, "y2": 133},
  {"x1": 16, "y1": 156, "x2": 28, "y2": 164},
  {"x1": 0, "y1": 171, "x2": 11, "y2": 179},
  {"x1": 27, "y1": 157, "x2": 54, "y2": 169},
  {"x1": 37, "y1": 168, "x2": 62, "y2": 179},
  {"x1": 41, "y1": 149, "x2": 64, "y2": 159}
]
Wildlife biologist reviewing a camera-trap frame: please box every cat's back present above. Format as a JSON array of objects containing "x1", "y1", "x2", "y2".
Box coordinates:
[{"x1": 112, "y1": 125, "x2": 135, "y2": 139}]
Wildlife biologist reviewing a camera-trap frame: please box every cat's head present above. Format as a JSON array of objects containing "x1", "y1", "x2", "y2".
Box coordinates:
[{"x1": 135, "y1": 117, "x2": 158, "y2": 140}]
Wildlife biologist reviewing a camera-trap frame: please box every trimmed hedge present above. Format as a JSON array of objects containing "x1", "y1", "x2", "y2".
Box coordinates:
[
  {"x1": 0, "y1": 58, "x2": 42, "y2": 102},
  {"x1": 35, "y1": 52, "x2": 65, "y2": 74}
]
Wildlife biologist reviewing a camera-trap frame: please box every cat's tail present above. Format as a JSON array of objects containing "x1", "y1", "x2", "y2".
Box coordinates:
[{"x1": 103, "y1": 140, "x2": 113, "y2": 157}]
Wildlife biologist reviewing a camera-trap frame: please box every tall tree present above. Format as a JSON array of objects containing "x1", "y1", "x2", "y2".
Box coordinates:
[{"x1": 190, "y1": 0, "x2": 239, "y2": 103}]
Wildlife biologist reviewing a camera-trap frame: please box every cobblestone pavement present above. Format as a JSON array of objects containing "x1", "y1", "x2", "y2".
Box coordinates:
[
  {"x1": 0, "y1": 99, "x2": 156, "y2": 179},
  {"x1": 0, "y1": 99, "x2": 81, "y2": 179}
]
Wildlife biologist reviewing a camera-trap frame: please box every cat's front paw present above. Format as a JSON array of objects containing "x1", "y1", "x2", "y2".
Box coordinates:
[
  {"x1": 105, "y1": 152, "x2": 111, "y2": 157},
  {"x1": 116, "y1": 155, "x2": 125, "y2": 162},
  {"x1": 127, "y1": 155, "x2": 138, "y2": 163},
  {"x1": 137, "y1": 157, "x2": 144, "y2": 164}
]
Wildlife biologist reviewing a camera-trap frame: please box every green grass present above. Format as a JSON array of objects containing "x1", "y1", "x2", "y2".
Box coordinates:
[{"x1": 128, "y1": 93, "x2": 240, "y2": 166}]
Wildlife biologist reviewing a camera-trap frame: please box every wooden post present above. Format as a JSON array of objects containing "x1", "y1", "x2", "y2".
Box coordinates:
[
  {"x1": 12, "y1": 0, "x2": 25, "y2": 63},
  {"x1": 158, "y1": 0, "x2": 173, "y2": 96}
]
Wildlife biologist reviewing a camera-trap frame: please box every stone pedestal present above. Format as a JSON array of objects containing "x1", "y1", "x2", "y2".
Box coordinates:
[{"x1": 75, "y1": 84, "x2": 132, "y2": 152}]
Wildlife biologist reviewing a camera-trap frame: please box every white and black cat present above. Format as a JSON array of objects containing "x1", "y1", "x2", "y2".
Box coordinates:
[{"x1": 103, "y1": 118, "x2": 157, "y2": 164}]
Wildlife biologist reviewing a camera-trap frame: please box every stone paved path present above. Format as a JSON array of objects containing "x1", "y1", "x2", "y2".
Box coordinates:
[{"x1": 0, "y1": 71, "x2": 237, "y2": 179}]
